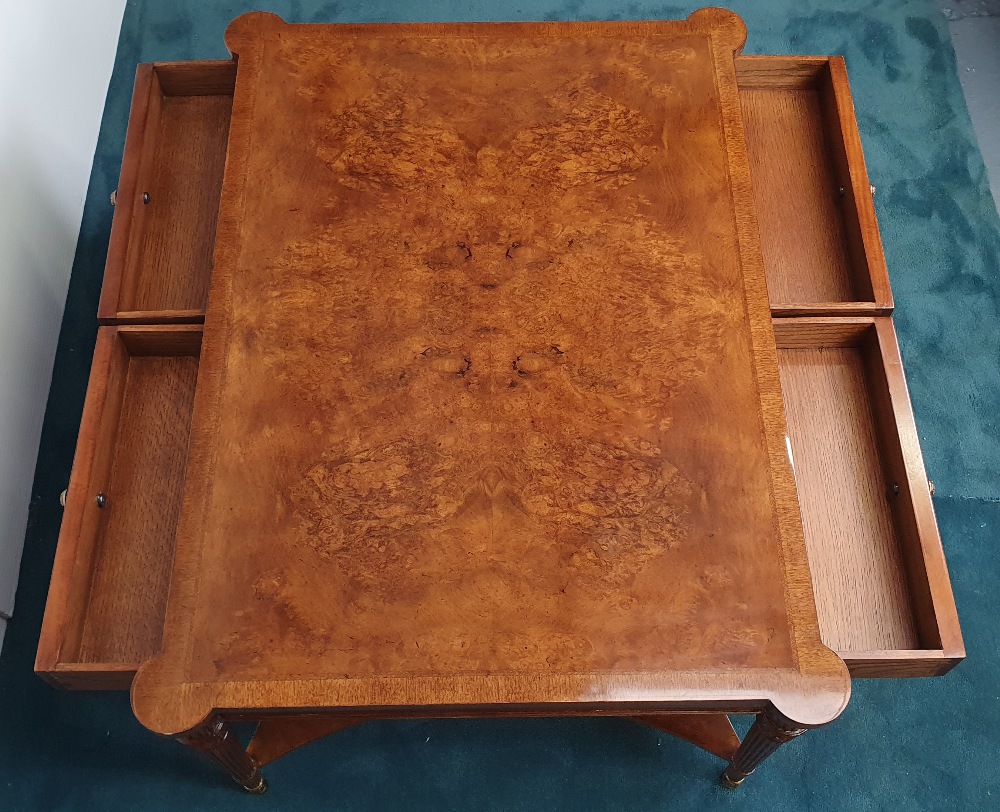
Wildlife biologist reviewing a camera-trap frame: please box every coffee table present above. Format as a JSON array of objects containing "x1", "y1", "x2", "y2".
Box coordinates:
[{"x1": 121, "y1": 10, "x2": 851, "y2": 791}]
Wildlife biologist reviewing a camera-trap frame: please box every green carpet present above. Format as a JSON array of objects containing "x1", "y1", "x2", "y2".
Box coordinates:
[{"x1": 2, "y1": 1, "x2": 998, "y2": 809}]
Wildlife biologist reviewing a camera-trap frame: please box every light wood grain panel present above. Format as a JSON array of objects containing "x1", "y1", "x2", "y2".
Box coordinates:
[
  {"x1": 78, "y1": 354, "x2": 198, "y2": 663},
  {"x1": 739, "y1": 56, "x2": 891, "y2": 314},
  {"x1": 100, "y1": 62, "x2": 234, "y2": 323},
  {"x1": 154, "y1": 60, "x2": 237, "y2": 96},
  {"x1": 113, "y1": 309, "x2": 204, "y2": 325},
  {"x1": 741, "y1": 86, "x2": 856, "y2": 305},
  {"x1": 772, "y1": 316, "x2": 872, "y2": 348},
  {"x1": 118, "y1": 324, "x2": 203, "y2": 356},
  {"x1": 775, "y1": 317, "x2": 963, "y2": 675},
  {"x1": 735, "y1": 55, "x2": 827, "y2": 88},
  {"x1": 778, "y1": 346, "x2": 919, "y2": 650},
  {"x1": 128, "y1": 94, "x2": 231, "y2": 312}
]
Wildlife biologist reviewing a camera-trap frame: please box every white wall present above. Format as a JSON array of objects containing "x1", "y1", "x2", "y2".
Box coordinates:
[
  {"x1": 0, "y1": 0, "x2": 127, "y2": 653},
  {"x1": 950, "y1": 17, "x2": 1000, "y2": 212}
]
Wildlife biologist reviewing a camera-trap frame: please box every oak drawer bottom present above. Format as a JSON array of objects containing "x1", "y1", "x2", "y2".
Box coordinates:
[
  {"x1": 100, "y1": 61, "x2": 235, "y2": 323},
  {"x1": 737, "y1": 55, "x2": 892, "y2": 316}
]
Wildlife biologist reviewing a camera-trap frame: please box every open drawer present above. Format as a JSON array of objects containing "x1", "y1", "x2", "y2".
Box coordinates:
[
  {"x1": 39, "y1": 54, "x2": 961, "y2": 690},
  {"x1": 99, "y1": 61, "x2": 235, "y2": 324},
  {"x1": 36, "y1": 326, "x2": 202, "y2": 689},
  {"x1": 98, "y1": 56, "x2": 887, "y2": 322},
  {"x1": 737, "y1": 56, "x2": 893, "y2": 316},
  {"x1": 774, "y1": 317, "x2": 964, "y2": 676}
]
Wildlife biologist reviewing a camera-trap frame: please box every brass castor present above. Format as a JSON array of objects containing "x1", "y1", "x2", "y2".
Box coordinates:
[
  {"x1": 720, "y1": 768, "x2": 747, "y2": 789},
  {"x1": 243, "y1": 776, "x2": 268, "y2": 795}
]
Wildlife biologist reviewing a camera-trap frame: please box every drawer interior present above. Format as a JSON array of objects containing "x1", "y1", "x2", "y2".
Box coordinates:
[
  {"x1": 103, "y1": 57, "x2": 886, "y2": 320},
  {"x1": 774, "y1": 318, "x2": 963, "y2": 676},
  {"x1": 37, "y1": 326, "x2": 201, "y2": 689},
  {"x1": 100, "y1": 62, "x2": 235, "y2": 323},
  {"x1": 738, "y1": 57, "x2": 891, "y2": 315}
]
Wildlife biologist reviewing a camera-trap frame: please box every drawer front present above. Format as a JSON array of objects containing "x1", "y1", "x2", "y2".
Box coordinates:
[{"x1": 36, "y1": 326, "x2": 201, "y2": 689}]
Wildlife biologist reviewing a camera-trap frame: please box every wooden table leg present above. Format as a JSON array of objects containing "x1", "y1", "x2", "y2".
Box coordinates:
[
  {"x1": 720, "y1": 708, "x2": 806, "y2": 788},
  {"x1": 178, "y1": 717, "x2": 267, "y2": 794},
  {"x1": 630, "y1": 714, "x2": 740, "y2": 761},
  {"x1": 248, "y1": 716, "x2": 362, "y2": 768}
]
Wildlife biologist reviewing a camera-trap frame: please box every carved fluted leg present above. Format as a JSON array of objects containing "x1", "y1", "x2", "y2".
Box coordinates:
[
  {"x1": 178, "y1": 717, "x2": 267, "y2": 794},
  {"x1": 721, "y1": 709, "x2": 806, "y2": 788}
]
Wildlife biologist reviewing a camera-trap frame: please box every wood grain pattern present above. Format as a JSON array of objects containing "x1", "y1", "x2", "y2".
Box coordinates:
[
  {"x1": 863, "y1": 320, "x2": 964, "y2": 669},
  {"x1": 818, "y1": 60, "x2": 893, "y2": 309},
  {"x1": 100, "y1": 63, "x2": 234, "y2": 323},
  {"x1": 775, "y1": 317, "x2": 963, "y2": 676},
  {"x1": 118, "y1": 325, "x2": 203, "y2": 356},
  {"x1": 78, "y1": 354, "x2": 198, "y2": 663},
  {"x1": 154, "y1": 60, "x2": 237, "y2": 96},
  {"x1": 842, "y1": 651, "x2": 961, "y2": 679},
  {"x1": 36, "y1": 326, "x2": 201, "y2": 688},
  {"x1": 772, "y1": 317, "x2": 872, "y2": 348},
  {"x1": 132, "y1": 13, "x2": 848, "y2": 740},
  {"x1": 632, "y1": 714, "x2": 739, "y2": 761},
  {"x1": 36, "y1": 37, "x2": 965, "y2": 788},
  {"x1": 735, "y1": 55, "x2": 827, "y2": 88},
  {"x1": 779, "y1": 345, "x2": 919, "y2": 650},
  {"x1": 742, "y1": 86, "x2": 856, "y2": 304},
  {"x1": 128, "y1": 92, "x2": 231, "y2": 312},
  {"x1": 99, "y1": 64, "x2": 156, "y2": 324},
  {"x1": 247, "y1": 717, "x2": 362, "y2": 768},
  {"x1": 112, "y1": 309, "x2": 204, "y2": 326},
  {"x1": 738, "y1": 56, "x2": 891, "y2": 315}
]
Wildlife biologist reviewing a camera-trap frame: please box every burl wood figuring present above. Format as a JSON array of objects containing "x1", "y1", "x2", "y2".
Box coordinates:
[
  {"x1": 125, "y1": 9, "x2": 850, "y2": 788},
  {"x1": 35, "y1": 8, "x2": 966, "y2": 794}
]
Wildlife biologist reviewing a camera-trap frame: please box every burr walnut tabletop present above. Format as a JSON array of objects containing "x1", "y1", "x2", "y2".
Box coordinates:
[{"x1": 130, "y1": 9, "x2": 850, "y2": 772}]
